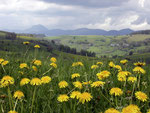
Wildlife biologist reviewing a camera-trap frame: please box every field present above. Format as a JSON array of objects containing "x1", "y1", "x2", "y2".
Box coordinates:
[
  {"x1": 45, "y1": 34, "x2": 150, "y2": 57},
  {"x1": 1, "y1": 31, "x2": 150, "y2": 113},
  {"x1": 0, "y1": 40, "x2": 150, "y2": 113}
]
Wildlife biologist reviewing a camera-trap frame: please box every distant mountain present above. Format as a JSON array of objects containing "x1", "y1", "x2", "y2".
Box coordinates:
[
  {"x1": 107, "y1": 29, "x2": 134, "y2": 36},
  {"x1": 46, "y1": 28, "x2": 134, "y2": 36},
  {"x1": 24, "y1": 24, "x2": 49, "y2": 34},
  {"x1": 1, "y1": 25, "x2": 134, "y2": 36}
]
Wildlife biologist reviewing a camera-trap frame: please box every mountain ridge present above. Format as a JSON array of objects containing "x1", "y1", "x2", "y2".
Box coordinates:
[{"x1": 1, "y1": 24, "x2": 134, "y2": 36}]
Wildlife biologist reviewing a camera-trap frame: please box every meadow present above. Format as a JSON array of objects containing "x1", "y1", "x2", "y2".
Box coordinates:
[
  {"x1": 45, "y1": 34, "x2": 150, "y2": 57},
  {"x1": 0, "y1": 41, "x2": 150, "y2": 113}
]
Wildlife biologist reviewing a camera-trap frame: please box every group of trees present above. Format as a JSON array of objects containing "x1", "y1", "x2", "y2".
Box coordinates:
[
  {"x1": 1, "y1": 31, "x2": 96, "y2": 57},
  {"x1": 5, "y1": 32, "x2": 17, "y2": 40},
  {"x1": 18, "y1": 33, "x2": 46, "y2": 38},
  {"x1": 132, "y1": 30, "x2": 150, "y2": 35},
  {"x1": 57, "y1": 44, "x2": 96, "y2": 57},
  {"x1": 31, "y1": 40, "x2": 96, "y2": 57}
]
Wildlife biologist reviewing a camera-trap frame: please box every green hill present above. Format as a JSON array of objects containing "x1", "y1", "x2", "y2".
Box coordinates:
[
  {"x1": 0, "y1": 31, "x2": 97, "y2": 61},
  {"x1": 45, "y1": 34, "x2": 150, "y2": 57}
]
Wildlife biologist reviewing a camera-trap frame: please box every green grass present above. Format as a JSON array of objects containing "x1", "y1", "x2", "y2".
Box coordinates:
[
  {"x1": 0, "y1": 44, "x2": 150, "y2": 113},
  {"x1": 1, "y1": 34, "x2": 150, "y2": 112},
  {"x1": 17, "y1": 35, "x2": 38, "y2": 40},
  {"x1": 127, "y1": 34, "x2": 150, "y2": 42},
  {"x1": 45, "y1": 34, "x2": 150, "y2": 57},
  {"x1": 0, "y1": 32, "x2": 6, "y2": 37}
]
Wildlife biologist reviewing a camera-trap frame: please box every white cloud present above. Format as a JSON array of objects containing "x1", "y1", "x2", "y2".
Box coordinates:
[
  {"x1": 0, "y1": 0, "x2": 150, "y2": 30},
  {"x1": 131, "y1": 20, "x2": 150, "y2": 30},
  {"x1": 139, "y1": 0, "x2": 145, "y2": 7},
  {"x1": 0, "y1": 0, "x2": 74, "y2": 13}
]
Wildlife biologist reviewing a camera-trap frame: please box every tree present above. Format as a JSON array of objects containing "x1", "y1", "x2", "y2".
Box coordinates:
[
  {"x1": 5, "y1": 32, "x2": 16, "y2": 40},
  {"x1": 129, "y1": 51, "x2": 133, "y2": 55}
]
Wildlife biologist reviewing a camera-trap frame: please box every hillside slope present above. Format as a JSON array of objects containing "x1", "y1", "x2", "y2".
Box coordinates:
[{"x1": 45, "y1": 34, "x2": 150, "y2": 57}]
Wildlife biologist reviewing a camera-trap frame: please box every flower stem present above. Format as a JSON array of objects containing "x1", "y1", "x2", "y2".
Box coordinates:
[
  {"x1": 30, "y1": 86, "x2": 37, "y2": 113},
  {"x1": 99, "y1": 90, "x2": 115, "y2": 107},
  {"x1": 42, "y1": 67, "x2": 52, "y2": 76},
  {"x1": 73, "y1": 101, "x2": 76, "y2": 113},
  {"x1": 63, "y1": 103, "x2": 66, "y2": 113},
  {"x1": 7, "y1": 86, "x2": 14, "y2": 110},
  {"x1": 130, "y1": 82, "x2": 136, "y2": 104},
  {"x1": 115, "y1": 96, "x2": 118, "y2": 107},
  {"x1": 21, "y1": 100, "x2": 23, "y2": 113},
  {"x1": 24, "y1": 46, "x2": 29, "y2": 57},
  {"x1": 137, "y1": 74, "x2": 141, "y2": 90},
  {"x1": 1, "y1": 103, "x2": 4, "y2": 113},
  {"x1": 86, "y1": 103, "x2": 89, "y2": 113},
  {"x1": 1, "y1": 64, "x2": 6, "y2": 73},
  {"x1": 13, "y1": 99, "x2": 18, "y2": 111}
]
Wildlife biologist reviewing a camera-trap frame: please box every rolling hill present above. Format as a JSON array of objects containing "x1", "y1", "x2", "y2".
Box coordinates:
[
  {"x1": 45, "y1": 34, "x2": 150, "y2": 57},
  {"x1": 2, "y1": 25, "x2": 134, "y2": 36}
]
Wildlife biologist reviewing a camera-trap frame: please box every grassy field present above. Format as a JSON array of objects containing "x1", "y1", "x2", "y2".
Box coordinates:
[
  {"x1": 0, "y1": 42, "x2": 150, "y2": 113},
  {"x1": 1, "y1": 31, "x2": 150, "y2": 112},
  {"x1": 45, "y1": 34, "x2": 150, "y2": 57},
  {"x1": 16, "y1": 36, "x2": 39, "y2": 40}
]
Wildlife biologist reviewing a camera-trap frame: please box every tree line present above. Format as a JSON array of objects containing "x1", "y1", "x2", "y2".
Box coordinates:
[
  {"x1": 57, "y1": 44, "x2": 96, "y2": 57},
  {"x1": 1, "y1": 31, "x2": 96, "y2": 57}
]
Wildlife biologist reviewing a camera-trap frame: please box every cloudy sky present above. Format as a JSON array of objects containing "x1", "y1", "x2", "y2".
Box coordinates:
[{"x1": 0, "y1": 0, "x2": 150, "y2": 30}]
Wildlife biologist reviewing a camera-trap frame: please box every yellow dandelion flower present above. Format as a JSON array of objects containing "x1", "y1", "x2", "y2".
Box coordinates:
[
  {"x1": 82, "y1": 80, "x2": 92, "y2": 85},
  {"x1": 77, "y1": 62, "x2": 84, "y2": 66},
  {"x1": 23, "y1": 41, "x2": 30, "y2": 45},
  {"x1": 133, "y1": 67, "x2": 145, "y2": 74},
  {"x1": 120, "y1": 59, "x2": 128, "y2": 65},
  {"x1": 79, "y1": 92, "x2": 92, "y2": 104},
  {"x1": 70, "y1": 91, "x2": 81, "y2": 99},
  {"x1": 96, "y1": 62, "x2": 103, "y2": 65},
  {"x1": 135, "y1": 91, "x2": 148, "y2": 102},
  {"x1": 104, "y1": 108, "x2": 120, "y2": 113},
  {"x1": 50, "y1": 63, "x2": 57, "y2": 68},
  {"x1": 19, "y1": 63, "x2": 28, "y2": 69},
  {"x1": 20, "y1": 78, "x2": 30, "y2": 86},
  {"x1": 1, "y1": 60, "x2": 9, "y2": 66},
  {"x1": 1, "y1": 76, "x2": 14, "y2": 87},
  {"x1": 91, "y1": 81, "x2": 105, "y2": 88},
  {"x1": 50, "y1": 57, "x2": 57, "y2": 63},
  {"x1": 41, "y1": 76, "x2": 51, "y2": 84},
  {"x1": 33, "y1": 60, "x2": 42, "y2": 66},
  {"x1": 128, "y1": 77, "x2": 137, "y2": 83},
  {"x1": 30, "y1": 78, "x2": 42, "y2": 86},
  {"x1": 8, "y1": 110, "x2": 18, "y2": 113},
  {"x1": 118, "y1": 71, "x2": 131, "y2": 77},
  {"x1": 57, "y1": 94, "x2": 69, "y2": 102},
  {"x1": 122, "y1": 104, "x2": 141, "y2": 113},
  {"x1": 114, "y1": 65, "x2": 122, "y2": 71},
  {"x1": 0, "y1": 58, "x2": 4, "y2": 64},
  {"x1": 34, "y1": 45, "x2": 40, "y2": 48},
  {"x1": 117, "y1": 74, "x2": 126, "y2": 82},
  {"x1": 134, "y1": 62, "x2": 146, "y2": 67},
  {"x1": 72, "y1": 62, "x2": 77, "y2": 67},
  {"x1": 91, "y1": 65, "x2": 99, "y2": 69},
  {"x1": 73, "y1": 81, "x2": 82, "y2": 89},
  {"x1": 58, "y1": 81, "x2": 68, "y2": 88},
  {"x1": 13, "y1": 90, "x2": 24, "y2": 99},
  {"x1": 96, "y1": 70, "x2": 111, "y2": 80},
  {"x1": 110, "y1": 87, "x2": 123, "y2": 96},
  {"x1": 71, "y1": 73, "x2": 80, "y2": 79},
  {"x1": 109, "y1": 61, "x2": 115, "y2": 68},
  {"x1": 72, "y1": 62, "x2": 84, "y2": 67},
  {"x1": 32, "y1": 66, "x2": 38, "y2": 71}
]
